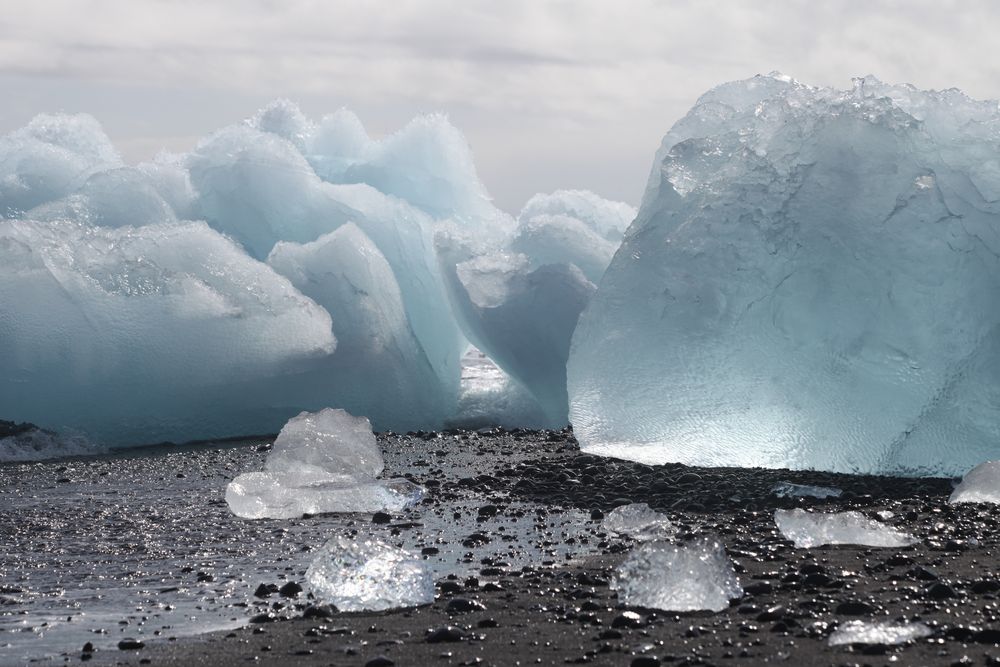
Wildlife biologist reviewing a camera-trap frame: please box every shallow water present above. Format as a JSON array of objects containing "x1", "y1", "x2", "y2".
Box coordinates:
[{"x1": 0, "y1": 432, "x2": 597, "y2": 662}]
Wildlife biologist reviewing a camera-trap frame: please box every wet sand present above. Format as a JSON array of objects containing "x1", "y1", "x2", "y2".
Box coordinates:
[{"x1": 3, "y1": 429, "x2": 999, "y2": 666}]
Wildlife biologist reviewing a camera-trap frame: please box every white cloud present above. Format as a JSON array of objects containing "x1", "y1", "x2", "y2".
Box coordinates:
[{"x1": 2, "y1": 0, "x2": 999, "y2": 211}]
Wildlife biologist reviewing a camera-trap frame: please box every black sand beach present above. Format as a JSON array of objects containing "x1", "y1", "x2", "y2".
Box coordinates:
[{"x1": 3, "y1": 429, "x2": 999, "y2": 666}]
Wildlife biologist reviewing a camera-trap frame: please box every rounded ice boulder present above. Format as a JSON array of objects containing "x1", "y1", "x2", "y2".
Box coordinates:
[{"x1": 569, "y1": 74, "x2": 1000, "y2": 476}]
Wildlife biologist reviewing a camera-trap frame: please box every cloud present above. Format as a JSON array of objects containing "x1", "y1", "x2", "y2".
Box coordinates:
[{"x1": 2, "y1": 0, "x2": 999, "y2": 211}]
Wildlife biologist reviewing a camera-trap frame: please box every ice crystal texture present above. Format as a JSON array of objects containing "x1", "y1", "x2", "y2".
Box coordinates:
[
  {"x1": 306, "y1": 535, "x2": 434, "y2": 611},
  {"x1": 611, "y1": 537, "x2": 742, "y2": 612},
  {"x1": 601, "y1": 503, "x2": 674, "y2": 540},
  {"x1": 828, "y1": 620, "x2": 932, "y2": 646},
  {"x1": 950, "y1": 460, "x2": 1000, "y2": 504},
  {"x1": 774, "y1": 508, "x2": 916, "y2": 548},
  {"x1": 772, "y1": 482, "x2": 843, "y2": 499},
  {"x1": 226, "y1": 409, "x2": 423, "y2": 519},
  {"x1": 570, "y1": 73, "x2": 1000, "y2": 475}
]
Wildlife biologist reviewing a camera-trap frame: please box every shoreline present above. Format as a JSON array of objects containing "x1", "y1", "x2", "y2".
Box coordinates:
[{"x1": 2, "y1": 429, "x2": 995, "y2": 667}]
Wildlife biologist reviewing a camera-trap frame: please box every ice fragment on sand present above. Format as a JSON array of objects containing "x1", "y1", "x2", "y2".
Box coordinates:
[
  {"x1": 950, "y1": 460, "x2": 1000, "y2": 504},
  {"x1": 772, "y1": 482, "x2": 842, "y2": 499},
  {"x1": 828, "y1": 620, "x2": 932, "y2": 646},
  {"x1": 306, "y1": 535, "x2": 434, "y2": 611},
  {"x1": 569, "y1": 73, "x2": 1000, "y2": 475},
  {"x1": 264, "y1": 408, "x2": 383, "y2": 478},
  {"x1": 611, "y1": 537, "x2": 742, "y2": 612},
  {"x1": 226, "y1": 409, "x2": 423, "y2": 519},
  {"x1": 225, "y1": 473, "x2": 423, "y2": 520},
  {"x1": 774, "y1": 509, "x2": 916, "y2": 548},
  {"x1": 601, "y1": 503, "x2": 674, "y2": 540}
]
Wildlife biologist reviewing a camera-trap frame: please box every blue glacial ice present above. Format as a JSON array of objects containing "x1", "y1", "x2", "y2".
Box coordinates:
[
  {"x1": 0, "y1": 218, "x2": 335, "y2": 447},
  {"x1": 569, "y1": 74, "x2": 1000, "y2": 475}
]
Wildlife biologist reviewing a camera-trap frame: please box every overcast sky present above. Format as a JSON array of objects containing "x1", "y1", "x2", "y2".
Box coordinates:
[{"x1": 2, "y1": 0, "x2": 999, "y2": 213}]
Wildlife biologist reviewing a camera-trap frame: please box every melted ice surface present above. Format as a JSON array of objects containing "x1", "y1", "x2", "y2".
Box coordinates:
[
  {"x1": 774, "y1": 508, "x2": 916, "y2": 548},
  {"x1": 611, "y1": 537, "x2": 742, "y2": 612}
]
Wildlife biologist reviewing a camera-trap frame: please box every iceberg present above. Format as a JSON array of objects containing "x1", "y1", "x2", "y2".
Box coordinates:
[
  {"x1": 266, "y1": 224, "x2": 451, "y2": 429},
  {"x1": 601, "y1": 503, "x2": 675, "y2": 540},
  {"x1": 440, "y1": 245, "x2": 593, "y2": 426},
  {"x1": 226, "y1": 409, "x2": 424, "y2": 519},
  {"x1": 611, "y1": 537, "x2": 742, "y2": 612},
  {"x1": 774, "y1": 508, "x2": 916, "y2": 548},
  {"x1": 306, "y1": 535, "x2": 434, "y2": 612},
  {"x1": 511, "y1": 190, "x2": 636, "y2": 284},
  {"x1": 0, "y1": 218, "x2": 335, "y2": 446},
  {"x1": 0, "y1": 113, "x2": 121, "y2": 217},
  {"x1": 828, "y1": 620, "x2": 932, "y2": 646},
  {"x1": 949, "y1": 460, "x2": 1000, "y2": 504},
  {"x1": 569, "y1": 74, "x2": 1000, "y2": 475}
]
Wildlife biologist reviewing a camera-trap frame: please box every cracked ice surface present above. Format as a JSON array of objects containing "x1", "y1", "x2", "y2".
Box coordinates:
[
  {"x1": 601, "y1": 503, "x2": 674, "y2": 541},
  {"x1": 828, "y1": 620, "x2": 932, "y2": 646},
  {"x1": 226, "y1": 409, "x2": 424, "y2": 519},
  {"x1": 611, "y1": 537, "x2": 742, "y2": 612},
  {"x1": 569, "y1": 73, "x2": 1000, "y2": 475},
  {"x1": 774, "y1": 508, "x2": 916, "y2": 548},
  {"x1": 950, "y1": 460, "x2": 1000, "y2": 504},
  {"x1": 306, "y1": 535, "x2": 434, "y2": 612}
]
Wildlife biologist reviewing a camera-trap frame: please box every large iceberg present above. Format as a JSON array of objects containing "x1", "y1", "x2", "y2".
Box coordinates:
[
  {"x1": 569, "y1": 74, "x2": 1000, "y2": 475},
  {"x1": 226, "y1": 409, "x2": 424, "y2": 519},
  {"x1": 0, "y1": 102, "x2": 523, "y2": 445},
  {"x1": 0, "y1": 218, "x2": 335, "y2": 446}
]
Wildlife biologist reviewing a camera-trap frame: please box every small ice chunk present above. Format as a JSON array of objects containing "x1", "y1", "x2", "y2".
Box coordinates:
[
  {"x1": 611, "y1": 537, "x2": 742, "y2": 612},
  {"x1": 306, "y1": 535, "x2": 434, "y2": 611},
  {"x1": 602, "y1": 503, "x2": 674, "y2": 541},
  {"x1": 950, "y1": 460, "x2": 1000, "y2": 504},
  {"x1": 265, "y1": 408, "x2": 384, "y2": 479},
  {"x1": 775, "y1": 509, "x2": 916, "y2": 548},
  {"x1": 226, "y1": 409, "x2": 423, "y2": 519},
  {"x1": 225, "y1": 473, "x2": 423, "y2": 520},
  {"x1": 828, "y1": 620, "x2": 933, "y2": 646},
  {"x1": 772, "y1": 482, "x2": 842, "y2": 499}
]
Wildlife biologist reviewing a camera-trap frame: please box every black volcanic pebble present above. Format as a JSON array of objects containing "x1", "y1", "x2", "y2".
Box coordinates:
[
  {"x1": 117, "y1": 639, "x2": 144, "y2": 650},
  {"x1": 631, "y1": 657, "x2": 661, "y2": 667},
  {"x1": 278, "y1": 581, "x2": 303, "y2": 597},
  {"x1": 371, "y1": 512, "x2": 392, "y2": 524},
  {"x1": 835, "y1": 600, "x2": 876, "y2": 615},
  {"x1": 365, "y1": 657, "x2": 395, "y2": 667},
  {"x1": 82, "y1": 642, "x2": 94, "y2": 653},
  {"x1": 254, "y1": 583, "x2": 277, "y2": 598},
  {"x1": 447, "y1": 598, "x2": 486, "y2": 613},
  {"x1": 927, "y1": 582, "x2": 957, "y2": 599},
  {"x1": 611, "y1": 611, "x2": 644, "y2": 629},
  {"x1": 425, "y1": 626, "x2": 465, "y2": 643}
]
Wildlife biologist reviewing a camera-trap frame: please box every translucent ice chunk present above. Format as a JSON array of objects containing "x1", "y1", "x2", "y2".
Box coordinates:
[
  {"x1": 306, "y1": 535, "x2": 434, "y2": 611},
  {"x1": 949, "y1": 460, "x2": 1000, "y2": 504},
  {"x1": 611, "y1": 537, "x2": 742, "y2": 612},
  {"x1": 226, "y1": 409, "x2": 424, "y2": 519},
  {"x1": 774, "y1": 509, "x2": 916, "y2": 548},
  {"x1": 569, "y1": 74, "x2": 1000, "y2": 475},
  {"x1": 265, "y1": 409, "x2": 384, "y2": 479},
  {"x1": 225, "y1": 473, "x2": 424, "y2": 520},
  {"x1": 772, "y1": 482, "x2": 843, "y2": 499},
  {"x1": 601, "y1": 503, "x2": 674, "y2": 541},
  {"x1": 828, "y1": 620, "x2": 932, "y2": 646}
]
